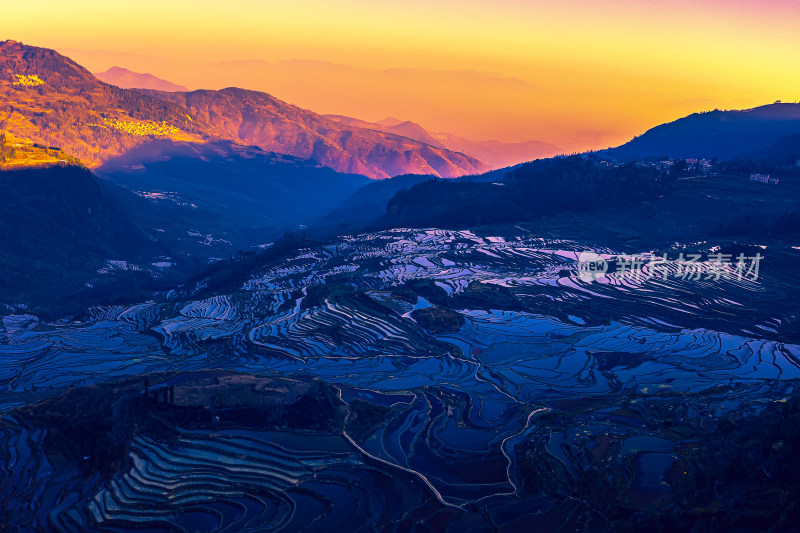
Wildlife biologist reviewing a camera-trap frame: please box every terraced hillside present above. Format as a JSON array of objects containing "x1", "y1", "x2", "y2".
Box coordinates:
[{"x1": 2, "y1": 228, "x2": 799, "y2": 530}]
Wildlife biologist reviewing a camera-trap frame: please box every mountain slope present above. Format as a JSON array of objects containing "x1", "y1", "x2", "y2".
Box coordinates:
[
  {"x1": 142, "y1": 88, "x2": 488, "y2": 179},
  {"x1": 0, "y1": 164, "x2": 164, "y2": 310},
  {"x1": 0, "y1": 41, "x2": 487, "y2": 179},
  {"x1": 95, "y1": 66, "x2": 188, "y2": 92},
  {"x1": 0, "y1": 139, "x2": 372, "y2": 311},
  {"x1": 375, "y1": 155, "x2": 800, "y2": 250},
  {"x1": 606, "y1": 103, "x2": 800, "y2": 161},
  {"x1": 97, "y1": 139, "x2": 370, "y2": 236},
  {"x1": 739, "y1": 132, "x2": 800, "y2": 166},
  {"x1": 318, "y1": 173, "x2": 433, "y2": 232},
  {"x1": 0, "y1": 40, "x2": 206, "y2": 166}
]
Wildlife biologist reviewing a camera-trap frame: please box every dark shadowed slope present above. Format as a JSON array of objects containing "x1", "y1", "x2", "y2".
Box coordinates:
[
  {"x1": 606, "y1": 103, "x2": 800, "y2": 161},
  {"x1": 0, "y1": 140, "x2": 370, "y2": 312},
  {"x1": 0, "y1": 165, "x2": 164, "y2": 309},
  {"x1": 97, "y1": 139, "x2": 370, "y2": 234},
  {"x1": 376, "y1": 155, "x2": 800, "y2": 248},
  {"x1": 738, "y1": 132, "x2": 800, "y2": 166},
  {"x1": 317, "y1": 173, "x2": 434, "y2": 232}
]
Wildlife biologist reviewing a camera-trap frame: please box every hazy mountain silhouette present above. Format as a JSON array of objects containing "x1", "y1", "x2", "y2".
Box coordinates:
[
  {"x1": 325, "y1": 114, "x2": 561, "y2": 169},
  {"x1": 95, "y1": 66, "x2": 188, "y2": 92},
  {"x1": 325, "y1": 115, "x2": 445, "y2": 148}
]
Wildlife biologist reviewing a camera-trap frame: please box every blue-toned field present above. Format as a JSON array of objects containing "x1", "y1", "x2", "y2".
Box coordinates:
[{"x1": 1, "y1": 229, "x2": 799, "y2": 531}]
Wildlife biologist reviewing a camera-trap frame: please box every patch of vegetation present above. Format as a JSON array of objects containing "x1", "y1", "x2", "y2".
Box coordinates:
[
  {"x1": 382, "y1": 156, "x2": 673, "y2": 229},
  {"x1": 514, "y1": 392, "x2": 800, "y2": 533},
  {"x1": 346, "y1": 399, "x2": 391, "y2": 441},
  {"x1": 668, "y1": 396, "x2": 800, "y2": 532},
  {"x1": 302, "y1": 282, "x2": 358, "y2": 309},
  {"x1": 391, "y1": 279, "x2": 450, "y2": 306},
  {"x1": 411, "y1": 306, "x2": 465, "y2": 334},
  {"x1": 452, "y1": 281, "x2": 523, "y2": 311}
]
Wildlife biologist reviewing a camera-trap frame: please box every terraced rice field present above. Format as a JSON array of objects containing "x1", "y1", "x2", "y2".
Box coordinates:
[{"x1": 1, "y1": 228, "x2": 799, "y2": 530}]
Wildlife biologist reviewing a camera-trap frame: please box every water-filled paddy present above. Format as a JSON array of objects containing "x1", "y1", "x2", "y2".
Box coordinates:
[{"x1": 1, "y1": 228, "x2": 799, "y2": 530}]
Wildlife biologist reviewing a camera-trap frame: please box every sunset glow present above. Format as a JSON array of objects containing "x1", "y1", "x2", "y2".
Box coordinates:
[{"x1": 5, "y1": 0, "x2": 800, "y2": 150}]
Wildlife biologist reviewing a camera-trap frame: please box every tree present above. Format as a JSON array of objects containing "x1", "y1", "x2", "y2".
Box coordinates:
[{"x1": 0, "y1": 133, "x2": 11, "y2": 162}]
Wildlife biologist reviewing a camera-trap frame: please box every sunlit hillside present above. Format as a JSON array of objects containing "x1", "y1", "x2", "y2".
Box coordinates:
[
  {"x1": 0, "y1": 40, "x2": 206, "y2": 166},
  {"x1": 0, "y1": 130, "x2": 81, "y2": 167}
]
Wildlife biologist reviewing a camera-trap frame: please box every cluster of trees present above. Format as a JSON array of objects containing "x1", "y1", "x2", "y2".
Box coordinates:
[
  {"x1": 0, "y1": 132, "x2": 16, "y2": 162},
  {"x1": 384, "y1": 156, "x2": 674, "y2": 228},
  {"x1": 504, "y1": 156, "x2": 672, "y2": 207}
]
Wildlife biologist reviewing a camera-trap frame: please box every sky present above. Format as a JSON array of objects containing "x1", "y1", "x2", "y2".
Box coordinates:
[{"x1": 4, "y1": 0, "x2": 800, "y2": 151}]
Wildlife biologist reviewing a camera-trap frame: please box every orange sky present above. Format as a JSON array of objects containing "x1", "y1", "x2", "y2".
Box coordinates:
[{"x1": 4, "y1": 0, "x2": 800, "y2": 150}]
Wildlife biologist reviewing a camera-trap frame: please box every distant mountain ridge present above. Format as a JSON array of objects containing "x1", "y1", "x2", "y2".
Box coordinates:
[
  {"x1": 325, "y1": 113, "x2": 561, "y2": 169},
  {"x1": 95, "y1": 66, "x2": 188, "y2": 92},
  {"x1": 325, "y1": 115, "x2": 444, "y2": 148},
  {"x1": 0, "y1": 40, "x2": 488, "y2": 179}
]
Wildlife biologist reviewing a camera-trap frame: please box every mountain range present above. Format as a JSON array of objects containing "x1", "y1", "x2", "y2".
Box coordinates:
[
  {"x1": 0, "y1": 40, "x2": 204, "y2": 166},
  {"x1": 0, "y1": 40, "x2": 486, "y2": 179},
  {"x1": 325, "y1": 114, "x2": 562, "y2": 168},
  {"x1": 140, "y1": 87, "x2": 487, "y2": 179},
  {"x1": 97, "y1": 139, "x2": 370, "y2": 238}
]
